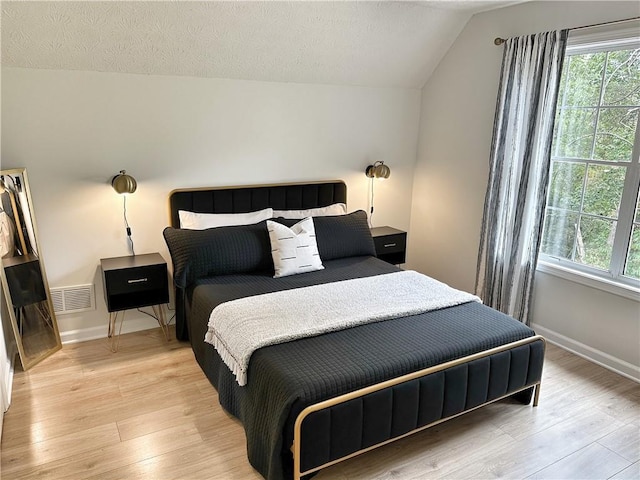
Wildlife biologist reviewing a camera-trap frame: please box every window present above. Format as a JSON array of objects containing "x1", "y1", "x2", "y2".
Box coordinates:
[{"x1": 540, "y1": 30, "x2": 640, "y2": 291}]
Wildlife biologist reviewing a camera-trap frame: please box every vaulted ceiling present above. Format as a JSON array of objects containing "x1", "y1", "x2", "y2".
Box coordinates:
[{"x1": 2, "y1": 1, "x2": 522, "y2": 89}]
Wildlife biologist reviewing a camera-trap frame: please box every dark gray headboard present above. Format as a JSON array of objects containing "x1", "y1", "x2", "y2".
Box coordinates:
[{"x1": 168, "y1": 180, "x2": 347, "y2": 228}]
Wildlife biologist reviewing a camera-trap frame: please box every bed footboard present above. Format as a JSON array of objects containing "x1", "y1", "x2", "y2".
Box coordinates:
[{"x1": 293, "y1": 335, "x2": 545, "y2": 479}]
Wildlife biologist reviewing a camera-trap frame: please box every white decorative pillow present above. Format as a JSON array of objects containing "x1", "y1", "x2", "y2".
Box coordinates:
[
  {"x1": 273, "y1": 203, "x2": 347, "y2": 219},
  {"x1": 267, "y1": 218, "x2": 324, "y2": 278},
  {"x1": 179, "y1": 208, "x2": 273, "y2": 230}
]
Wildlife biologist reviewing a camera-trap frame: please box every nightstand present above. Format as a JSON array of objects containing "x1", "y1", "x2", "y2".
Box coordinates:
[
  {"x1": 371, "y1": 226, "x2": 407, "y2": 265},
  {"x1": 100, "y1": 252, "x2": 170, "y2": 351}
]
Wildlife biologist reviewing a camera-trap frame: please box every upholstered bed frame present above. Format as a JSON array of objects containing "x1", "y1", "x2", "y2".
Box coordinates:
[{"x1": 167, "y1": 180, "x2": 545, "y2": 480}]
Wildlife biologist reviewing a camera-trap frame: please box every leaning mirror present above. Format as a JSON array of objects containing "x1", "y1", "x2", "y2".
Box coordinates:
[{"x1": 0, "y1": 168, "x2": 61, "y2": 370}]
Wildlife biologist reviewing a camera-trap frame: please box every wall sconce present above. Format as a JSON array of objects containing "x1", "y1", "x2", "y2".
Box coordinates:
[
  {"x1": 111, "y1": 170, "x2": 137, "y2": 194},
  {"x1": 365, "y1": 161, "x2": 391, "y2": 179},
  {"x1": 111, "y1": 170, "x2": 136, "y2": 256},
  {"x1": 365, "y1": 161, "x2": 390, "y2": 227}
]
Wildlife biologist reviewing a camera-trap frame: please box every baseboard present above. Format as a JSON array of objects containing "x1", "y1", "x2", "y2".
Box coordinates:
[
  {"x1": 531, "y1": 323, "x2": 640, "y2": 383},
  {"x1": 60, "y1": 316, "x2": 161, "y2": 344}
]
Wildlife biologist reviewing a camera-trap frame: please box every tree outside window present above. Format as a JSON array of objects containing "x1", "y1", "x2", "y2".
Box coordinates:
[{"x1": 540, "y1": 38, "x2": 640, "y2": 286}]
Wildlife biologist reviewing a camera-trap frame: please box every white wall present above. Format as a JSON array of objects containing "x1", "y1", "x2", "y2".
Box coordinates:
[
  {"x1": 409, "y1": 1, "x2": 640, "y2": 378},
  {"x1": 2, "y1": 67, "x2": 420, "y2": 339}
]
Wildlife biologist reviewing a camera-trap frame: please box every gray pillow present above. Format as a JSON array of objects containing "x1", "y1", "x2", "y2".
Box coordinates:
[
  {"x1": 163, "y1": 221, "x2": 272, "y2": 289},
  {"x1": 274, "y1": 210, "x2": 376, "y2": 261}
]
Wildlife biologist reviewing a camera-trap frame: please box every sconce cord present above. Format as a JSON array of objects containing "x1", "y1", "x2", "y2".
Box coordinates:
[
  {"x1": 123, "y1": 195, "x2": 136, "y2": 256},
  {"x1": 369, "y1": 177, "x2": 375, "y2": 227}
]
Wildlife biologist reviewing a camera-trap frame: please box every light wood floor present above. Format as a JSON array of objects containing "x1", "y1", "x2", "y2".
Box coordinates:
[{"x1": 2, "y1": 327, "x2": 638, "y2": 480}]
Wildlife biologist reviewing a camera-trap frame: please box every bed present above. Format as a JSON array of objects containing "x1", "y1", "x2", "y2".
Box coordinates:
[{"x1": 164, "y1": 181, "x2": 545, "y2": 480}]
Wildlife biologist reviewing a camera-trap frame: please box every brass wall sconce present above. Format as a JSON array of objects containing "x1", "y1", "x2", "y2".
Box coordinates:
[
  {"x1": 111, "y1": 170, "x2": 137, "y2": 255},
  {"x1": 111, "y1": 170, "x2": 137, "y2": 194},
  {"x1": 365, "y1": 161, "x2": 391, "y2": 179}
]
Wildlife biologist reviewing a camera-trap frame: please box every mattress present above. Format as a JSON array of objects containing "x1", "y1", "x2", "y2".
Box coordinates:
[{"x1": 185, "y1": 256, "x2": 537, "y2": 480}]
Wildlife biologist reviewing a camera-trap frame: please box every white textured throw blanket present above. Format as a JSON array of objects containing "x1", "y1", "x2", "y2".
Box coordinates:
[{"x1": 204, "y1": 270, "x2": 481, "y2": 386}]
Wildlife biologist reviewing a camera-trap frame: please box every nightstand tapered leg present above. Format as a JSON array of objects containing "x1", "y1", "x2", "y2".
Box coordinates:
[
  {"x1": 152, "y1": 304, "x2": 169, "y2": 340},
  {"x1": 107, "y1": 311, "x2": 125, "y2": 352}
]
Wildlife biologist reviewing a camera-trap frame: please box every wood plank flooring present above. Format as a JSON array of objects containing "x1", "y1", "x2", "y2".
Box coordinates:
[{"x1": 1, "y1": 327, "x2": 638, "y2": 479}]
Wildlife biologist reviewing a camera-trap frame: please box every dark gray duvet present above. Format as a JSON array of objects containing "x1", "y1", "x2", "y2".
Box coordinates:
[{"x1": 186, "y1": 256, "x2": 536, "y2": 480}]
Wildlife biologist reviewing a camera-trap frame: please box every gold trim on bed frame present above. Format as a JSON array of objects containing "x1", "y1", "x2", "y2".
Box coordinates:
[
  {"x1": 292, "y1": 335, "x2": 546, "y2": 480},
  {"x1": 168, "y1": 179, "x2": 346, "y2": 196}
]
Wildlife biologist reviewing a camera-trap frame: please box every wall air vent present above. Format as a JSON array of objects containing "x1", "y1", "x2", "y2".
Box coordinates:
[{"x1": 49, "y1": 284, "x2": 95, "y2": 315}]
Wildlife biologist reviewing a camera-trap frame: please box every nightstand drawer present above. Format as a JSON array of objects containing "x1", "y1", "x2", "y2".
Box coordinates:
[
  {"x1": 373, "y1": 234, "x2": 406, "y2": 255},
  {"x1": 370, "y1": 226, "x2": 407, "y2": 266},
  {"x1": 104, "y1": 264, "x2": 167, "y2": 296}
]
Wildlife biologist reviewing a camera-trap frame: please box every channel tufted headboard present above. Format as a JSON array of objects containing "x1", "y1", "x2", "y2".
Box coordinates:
[{"x1": 168, "y1": 180, "x2": 347, "y2": 228}]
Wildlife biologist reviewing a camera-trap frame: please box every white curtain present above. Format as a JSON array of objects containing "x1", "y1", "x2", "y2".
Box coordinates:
[{"x1": 476, "y1": 30, "x2": 568, "y2": 324}]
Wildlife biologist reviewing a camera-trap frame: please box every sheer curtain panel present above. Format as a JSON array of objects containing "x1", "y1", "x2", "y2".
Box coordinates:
[{"x1": 476, "y1": 30, "x2": 568, "y2": 324}]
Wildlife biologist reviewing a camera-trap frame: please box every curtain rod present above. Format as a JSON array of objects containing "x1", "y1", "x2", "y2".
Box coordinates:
[{"x1": 494, "y1": 16, "x2": 640, "y2": 45}]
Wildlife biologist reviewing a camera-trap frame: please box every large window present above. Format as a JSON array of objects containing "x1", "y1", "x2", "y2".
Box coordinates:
[{"x1": 540, "y1": 32, "x2": 640, "y2": 290}]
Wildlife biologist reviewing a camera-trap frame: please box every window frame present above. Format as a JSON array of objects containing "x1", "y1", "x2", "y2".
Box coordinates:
[{"x1": 538, "y1": 27, "x2": 640, "y2": 299}]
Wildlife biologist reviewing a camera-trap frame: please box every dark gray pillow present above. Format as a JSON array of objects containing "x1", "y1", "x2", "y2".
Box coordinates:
[
  {"x1": 274, "y1": 210, "x2": 376, "y2": 261},
  {"x1": 163, "y1": 221, "x2": 272, "y2": 289}
]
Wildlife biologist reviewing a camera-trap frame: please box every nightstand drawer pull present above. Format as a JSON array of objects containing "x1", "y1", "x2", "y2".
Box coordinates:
[
  {"x1": 127, "y1": 278, "x2": 148, "y2": 284},
  {"x1": 384, "y1": 243, "x2": 397, "y2": 248}
]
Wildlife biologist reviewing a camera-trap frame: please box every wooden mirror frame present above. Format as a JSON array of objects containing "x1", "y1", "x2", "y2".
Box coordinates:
[{"x1": 0, "y1": 168, "x2": 61, "y2": 370}]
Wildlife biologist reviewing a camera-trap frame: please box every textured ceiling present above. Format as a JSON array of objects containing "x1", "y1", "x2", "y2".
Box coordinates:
[{"x1": 1, "y1": 1, "x2": 518, "y2": 88}]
